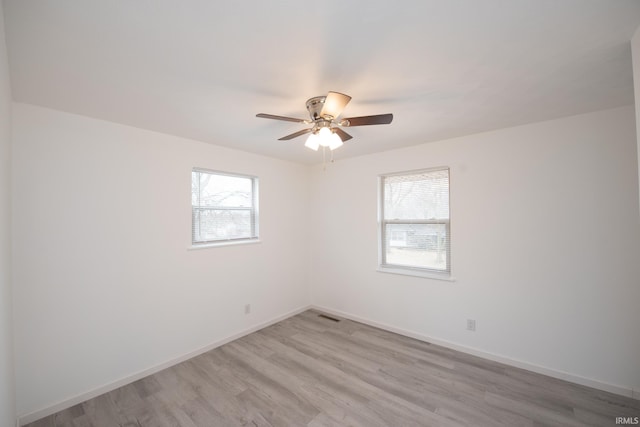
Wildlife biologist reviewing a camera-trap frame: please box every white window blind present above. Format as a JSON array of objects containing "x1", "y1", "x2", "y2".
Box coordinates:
[
  {"x1": 380, "y1": 168, "x2": 450, "y2": 275},
  {"x1": 192, "y1": 169, "x2": 259, "y2": 245}
]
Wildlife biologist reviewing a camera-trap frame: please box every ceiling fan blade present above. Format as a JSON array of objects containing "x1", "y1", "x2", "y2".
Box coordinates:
[
  {"x1": 341, "y1": 113, "x2": 393, "y2": 126},
  {"x1": 333, "y1": 128, "x2": 353, "y2": 142},
  {"x1": 278, "y1": 128, "x2": 313, "y2": 141},
  {"x1": 256, "y1": 113, "x2": 307, "y2": 123},
  {"x1": 320, "y1": 91, "x2": 352, "y2": 119}
]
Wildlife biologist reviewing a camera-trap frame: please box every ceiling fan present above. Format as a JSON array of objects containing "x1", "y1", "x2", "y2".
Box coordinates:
[{"x1": 256, "y1": 91, "x2": 393, "y2": 151}]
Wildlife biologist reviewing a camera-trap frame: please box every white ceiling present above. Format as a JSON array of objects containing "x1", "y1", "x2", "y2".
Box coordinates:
[{"x1": 4, "y1": 1, "x2": 640, "y2": 164}]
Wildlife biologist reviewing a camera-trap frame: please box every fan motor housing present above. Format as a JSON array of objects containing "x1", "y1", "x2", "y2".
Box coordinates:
[{"x1": 306, "y1": 96, "x2": 326, "y2": 120}]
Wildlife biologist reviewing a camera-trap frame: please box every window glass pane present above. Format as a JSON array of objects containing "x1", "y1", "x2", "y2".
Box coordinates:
[
  {"x1": 384, "y1": 170, "x2": 449, "y2": 220},
  {"x1": 193, "y1": 208, "x2": 253, "y2": 242},
  {"x1": 385, "y1": 223, "x2": 448, "y2": 271},
  {"x1": 192, "y1": 172, "x2": 253, "y2": 208}
]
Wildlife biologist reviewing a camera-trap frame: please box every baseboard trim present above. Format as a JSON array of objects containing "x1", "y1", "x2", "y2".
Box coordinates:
[
  {"x1": 18, "y1": 304, "x2": 312, "y2": 426},
  {"x1": 311, "y1": 304, "x2": 637, "y2": 400}
]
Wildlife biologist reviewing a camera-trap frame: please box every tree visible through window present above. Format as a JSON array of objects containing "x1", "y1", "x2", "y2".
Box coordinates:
[
  {"x1": 192, "y1": 169, "x2": 258, "y2": 244},
  {"x1": 380, "y1": 168, "x2": 450, "y2": 275}
]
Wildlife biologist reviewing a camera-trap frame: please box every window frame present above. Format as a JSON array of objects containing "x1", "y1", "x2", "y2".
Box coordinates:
[
  {"x1": 378, "y1": 167, "x2": 453, "y2": 280},
  {"x1": 191, "y1": 168, "x2": 259, "y2": 248}
]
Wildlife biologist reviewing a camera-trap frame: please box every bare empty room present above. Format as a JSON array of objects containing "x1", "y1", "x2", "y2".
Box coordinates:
[{"x1": 1, "y1": 1, "x2": 640, "y2": 426}]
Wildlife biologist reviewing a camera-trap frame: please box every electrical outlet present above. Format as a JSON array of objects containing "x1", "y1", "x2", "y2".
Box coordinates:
[
  {"x1": 245, "y1": 304, "x2": 251, "y2": 315},
  {"x1": 466, "y1": 319, "x2": 476, "y2": 331}
]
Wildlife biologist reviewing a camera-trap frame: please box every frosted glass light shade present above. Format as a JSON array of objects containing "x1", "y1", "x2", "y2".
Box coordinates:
[
  {"x1": 328, "y1": 132, "x2": 343, "y2": 150},
  {"x1": 305, "y1": 133, "x2": 320, "y2": 150},
  {"x1": 318, "y1": 127, "x2": 332, "y2": 147}
]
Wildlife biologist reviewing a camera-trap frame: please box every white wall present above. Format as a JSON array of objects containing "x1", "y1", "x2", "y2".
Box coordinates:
[
  {"x1": 7, "y1": 72, "x2": 640, "y2": 424},
  {"x1": 0, "y1": 2, "x2": 16, "y2": 426},
  {"x1": 633, "y1": 26, "x2": 640, "y2": 215},
  {"x1": 11, "y1": 103, "x2": 310, "y2": 419},
  {"x1": 309, "y1": 106, "x2": 640, "y2": 395}
]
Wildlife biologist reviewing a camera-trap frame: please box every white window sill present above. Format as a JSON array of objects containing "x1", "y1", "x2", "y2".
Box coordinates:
[
  {"x1": 188, "y1": 239, "x2": 261, "y2": 250},
  {"x1": 377, "y1": 266, "x2": 456, "y2": 282}
]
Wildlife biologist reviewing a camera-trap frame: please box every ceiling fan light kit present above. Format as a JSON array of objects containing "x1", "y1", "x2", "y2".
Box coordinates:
[{"x1": 256, "y1": 91, "x2": 393, "y2": 157}]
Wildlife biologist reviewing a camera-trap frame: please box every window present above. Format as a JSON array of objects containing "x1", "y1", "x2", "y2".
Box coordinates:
[
  {"x1": 191, "y1": 169, "x2": 259, "y2": 245},
  {"x1": 379, "y1": 168, "x2": 450, "y2": 277}
]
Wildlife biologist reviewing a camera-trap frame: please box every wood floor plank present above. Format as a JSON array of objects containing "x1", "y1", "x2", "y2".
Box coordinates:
[
  {"x1": 298, "y1": 387, "x2": 383, "y2": 427},
  {"x1": 484, "y1": 391, "x2": 587, "y2": 427},
  {"x1": 70, "y1": 415, "x2": 94, "y2": 427},
  {"x1": 25, "y1": 310, "x2": 640, "y2": 427},
  {"x1": 179, "y1": 396, "x2": 235, "y2": 427}
]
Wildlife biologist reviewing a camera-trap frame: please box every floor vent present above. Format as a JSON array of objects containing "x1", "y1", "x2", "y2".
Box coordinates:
[{"x1": 318, "y1": 314, "x2": 341, "y2": 322}]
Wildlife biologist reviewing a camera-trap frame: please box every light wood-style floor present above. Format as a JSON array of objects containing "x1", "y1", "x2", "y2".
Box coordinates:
[{"x1": 27, "y1": 309, "x2": 639, "y2": 426}]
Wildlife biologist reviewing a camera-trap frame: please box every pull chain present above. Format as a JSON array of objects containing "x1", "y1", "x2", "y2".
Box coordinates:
[{"x1": 322, "y1": 147, "x2": 326, "y2": 171}]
